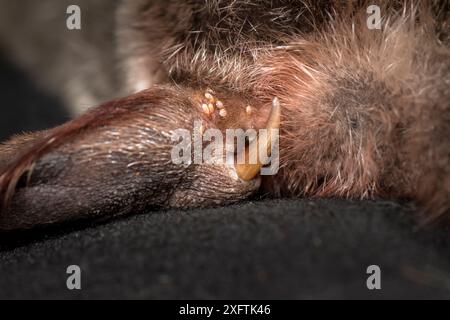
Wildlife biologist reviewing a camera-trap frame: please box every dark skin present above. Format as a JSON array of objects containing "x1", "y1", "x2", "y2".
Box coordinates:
[{"x1": 0, "y1": 86, "x2": 267, "y2": 230}]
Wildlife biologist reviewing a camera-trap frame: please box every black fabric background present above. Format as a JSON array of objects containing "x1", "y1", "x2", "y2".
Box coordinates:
[{"x1": 0, "y1": 54, "x2": 449, "y2": 300}]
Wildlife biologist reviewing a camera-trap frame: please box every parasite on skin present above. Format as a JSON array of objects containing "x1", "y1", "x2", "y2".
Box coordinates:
[{"x1": 0, "y1": 0, "x2": 448, "y2": 230}]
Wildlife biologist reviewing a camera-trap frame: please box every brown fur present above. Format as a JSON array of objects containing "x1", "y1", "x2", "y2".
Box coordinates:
[
  {"x1": 252, "y1": 2, "x2": 450, "y2": 222},
  {"x1": 0, "y1": 0, "x2": 448, "y2": 229}
]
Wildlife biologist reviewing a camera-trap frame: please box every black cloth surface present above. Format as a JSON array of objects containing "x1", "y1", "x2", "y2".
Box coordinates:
[
  {"x1": 0, "y1": 53, "x2": 449, "y2": 300},
  {"x1": 0, "y1": 199, "x2": 449, "y2": 299}
]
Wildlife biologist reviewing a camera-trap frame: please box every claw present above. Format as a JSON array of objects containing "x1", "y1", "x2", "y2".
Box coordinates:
[{"x1": 235, "y1": 98, "x2": 281, "y2": 181}]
